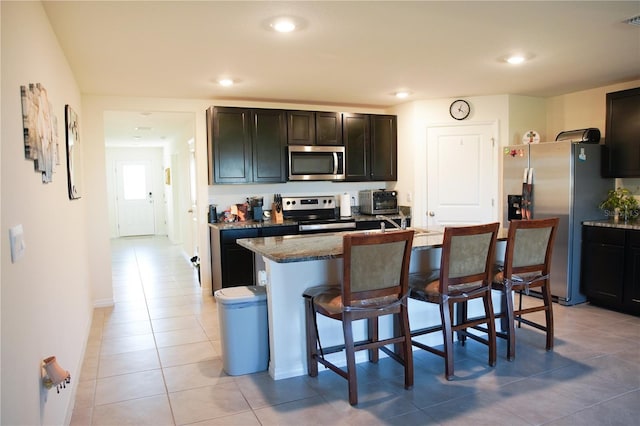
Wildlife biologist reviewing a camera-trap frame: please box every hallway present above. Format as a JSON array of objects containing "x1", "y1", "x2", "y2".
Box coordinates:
[{"x1": 70, "y1": 236, "x2": 640, "y2": 425}]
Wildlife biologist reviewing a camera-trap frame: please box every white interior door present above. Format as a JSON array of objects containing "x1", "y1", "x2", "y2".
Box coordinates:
[
  {"x1": 187, "y1": 139, "x2": 199, "y2": 258},
  {"x1": 426, "y1": 123, "x2": 498, "y2": 226},
  {"x1": 116, "y1": 160, "x2": 156, "y2": 236}
]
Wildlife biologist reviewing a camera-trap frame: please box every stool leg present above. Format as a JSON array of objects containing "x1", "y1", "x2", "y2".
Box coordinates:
[
  {"x1": 399, "y1": 306, "x2": 414, "y2": 389},
  {"x1": 304, "y1": 297, "x2": 318, "y2": 377},
  {"x1": 504, "y1": 286, "x2": 516, "y2": 361},
  {"x1": 367, "y1": 317, "x2": 379, "y2": 363},
  {"x1": 542, "y1": 281, "x2": 554, "y2": 351},
  {"x1": 483, "y1": 293, "x2": 497, "y2": 367},
  {"x1": 441, "y1": 301, "x2": 455, "y2": 380},
  {"x1": 343, "y1": 314, "x2": 358, "y2": 405}
]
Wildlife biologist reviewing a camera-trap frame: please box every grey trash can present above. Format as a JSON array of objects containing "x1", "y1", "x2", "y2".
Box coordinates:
[{"x1": 214, "y1": 285, "x2": 269, "y2": 375}]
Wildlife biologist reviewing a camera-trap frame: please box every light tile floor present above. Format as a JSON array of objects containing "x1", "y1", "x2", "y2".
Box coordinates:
[{"x1": 71, "y1": 236, "x2": 640, "y2": 425}]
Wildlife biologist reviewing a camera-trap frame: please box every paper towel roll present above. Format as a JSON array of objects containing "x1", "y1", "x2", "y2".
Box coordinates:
[{"x1": 340, "y1": 193, "x2": 351, "y2": 217}]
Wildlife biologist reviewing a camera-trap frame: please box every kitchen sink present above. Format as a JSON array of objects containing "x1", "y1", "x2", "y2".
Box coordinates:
[{"x1": 349, "y1": 227, "x2": 440, "y2": 236}]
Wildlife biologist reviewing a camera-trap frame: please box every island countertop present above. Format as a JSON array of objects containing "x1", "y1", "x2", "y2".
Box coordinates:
[{"x1": 237, "y1": 227, "x2": 508, "y2": 263}]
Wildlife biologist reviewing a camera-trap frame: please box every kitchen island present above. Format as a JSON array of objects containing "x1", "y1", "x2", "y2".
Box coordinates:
[{"x1": 237, "y1": 227, "x2": 507, "y2": 380}]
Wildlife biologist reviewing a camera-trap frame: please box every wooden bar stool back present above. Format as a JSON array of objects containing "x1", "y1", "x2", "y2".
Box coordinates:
[
  {"x1": 408, "y1": 222, "x2": 500, "y2": 380},
  {"x1": 493, "y1": 217, "x2": 559, "y2": 360},
  {"x1": 303, "y1": 230, "x2": 415, "y2": 405}
]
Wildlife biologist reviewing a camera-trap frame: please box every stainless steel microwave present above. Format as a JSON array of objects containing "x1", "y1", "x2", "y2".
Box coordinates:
[{"x1": 287, "y1": 145, "x2": 345, "y2": 181}]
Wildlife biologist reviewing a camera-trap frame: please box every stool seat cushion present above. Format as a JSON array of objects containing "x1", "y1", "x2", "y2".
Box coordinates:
[
  {"x1": 409, "y1": 270, "x2": 483, "y2": 301},
  {"x1": 305, "y1": 284, "x2": 402, "y2": 317}
]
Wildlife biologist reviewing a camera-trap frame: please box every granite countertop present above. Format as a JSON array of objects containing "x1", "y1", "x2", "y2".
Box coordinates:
[
  {"x1": 208, "y1": 212, "x2": 409, "y2": 231},
  {"x1": 583, "y1": 219, "x2": 640, "y2": 231},
  {"x1": 236, "y1": 227, "x2": 509, "y2": 263}
]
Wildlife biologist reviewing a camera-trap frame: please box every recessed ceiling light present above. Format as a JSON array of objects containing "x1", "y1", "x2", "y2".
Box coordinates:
[
  {"x1": 506, "y1": 55, "x2": 526, "y2": 65},
  {"x1": 134, "y1": 126, "x2": 152, "y2": 131},
  {"x1": 264, "y1": 16, "x2": 307, "y2": 33},
  {"x1": 395, "y1": 91, "x2": 410, "y2": 99},
  {"x1": 271, "y1": 18, "x2": 296, "y2": 33},
  {"x1": 218, "y1": 78, "x2": 234, "y2": 87}
]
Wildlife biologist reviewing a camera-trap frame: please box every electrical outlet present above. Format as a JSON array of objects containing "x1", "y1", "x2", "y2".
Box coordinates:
[
  {"x1": 406, "y1": 192, "x2": 412, "y2": 202},
  {"x1": 9, "y1": 224, "x2": 25, "y2": 263}
]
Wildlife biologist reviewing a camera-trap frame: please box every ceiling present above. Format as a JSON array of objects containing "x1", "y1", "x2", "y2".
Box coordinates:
[{"x1": 42, "y1": 1, "x2": 640, "y2": 145}]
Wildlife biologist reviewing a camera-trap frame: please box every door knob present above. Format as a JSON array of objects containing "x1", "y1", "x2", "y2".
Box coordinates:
[{"x1": 428, "y1": 211, "x2": 435, "y2": 217}]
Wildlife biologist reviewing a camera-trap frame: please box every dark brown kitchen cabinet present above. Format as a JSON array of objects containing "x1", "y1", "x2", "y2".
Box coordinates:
[
  {"x1": 343, "y1": 113, "x2": 397, "y2": 181},
  {"x1": 370, "y1": 114, "x2": 397, "y2": 181},
  {"x1": 207, "y1": 106, "x2": 286, "y2": 184},
  {"x1": 582, "y1": 225, "x2": 640, "y2": 315},
  {"x1": 601, "y1": 87, "x2": 640, "y2": 178},
  {"x1": 343, "y1": 113, "x2": 370, "y2": 180},
  {"x1": 251, "y1": 109, "x2": 287, "y2": 182},
  {"x1": 210, "y1": 225, "x2": 298, "y2": 294},
  {"x1": 316, "y1": 112, "x2": 342, "y2": 145},
  {"x1": 220, "y1": 228, "x2": 258, "y2": 290},
  {"x1": 625, "y1": 230, "x2": 640, "y2": 313},
  {"x1": 287, "y1": 110, "x2": 342, "y2": 145}
]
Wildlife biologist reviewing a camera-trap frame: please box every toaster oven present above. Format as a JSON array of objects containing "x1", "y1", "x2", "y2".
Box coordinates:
[{"x1": 358, "y1": 190, "x2": 399, "y2": 215}]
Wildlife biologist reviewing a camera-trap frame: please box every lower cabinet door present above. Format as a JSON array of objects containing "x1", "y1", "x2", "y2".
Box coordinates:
[
  {"x1": 582, "y1": 241, "x2": 625, "y2": 304},
  {"x1": 222, "y1": 244, "x2": 255, "y2": 288},
  {"x1": 624, "y1": 230, "x2": 640, "y2": 314}
]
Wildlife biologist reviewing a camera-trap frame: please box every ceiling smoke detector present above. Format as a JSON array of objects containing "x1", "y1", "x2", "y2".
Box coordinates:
[{"x1": 624, "y1": 15, "x2": 640, "y2": 26}]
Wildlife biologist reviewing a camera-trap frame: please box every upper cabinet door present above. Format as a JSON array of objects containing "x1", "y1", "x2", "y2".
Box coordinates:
[
  {"x1": 315, "y1": 112, "x2": 342, "y2": 145},
  {"x1": 287, "y1": 110, "x2": 315, "y2": 145},
  {"x1": 370, "y1": 115, "x2": 397, "y2": 181},
  {"x1": 252, "y1": 109, "x2": 287, "y2": 183},
  {"x1": 209, "y1": 107, "x2": 252, "y2": 183},
  {"x1": 343, "y1": 113, "x2": 370, "y2": 181},
  {"x1": 288, "y1": 111, "x2": 343, "y2": 145}
]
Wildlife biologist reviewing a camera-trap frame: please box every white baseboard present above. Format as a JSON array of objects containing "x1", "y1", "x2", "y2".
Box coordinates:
[{"x1": 93, "y1": 298, "x2": 114, "y2": 308}]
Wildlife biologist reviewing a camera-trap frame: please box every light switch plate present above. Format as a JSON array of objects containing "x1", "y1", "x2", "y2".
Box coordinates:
[{"x1": 9, "y1": 224, "x2": 25, "y2": 263}]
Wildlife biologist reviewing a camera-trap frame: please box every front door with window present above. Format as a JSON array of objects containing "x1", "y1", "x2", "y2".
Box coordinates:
[{"x1": 116, "y1": 160, "x2": 155, "y2": 236}]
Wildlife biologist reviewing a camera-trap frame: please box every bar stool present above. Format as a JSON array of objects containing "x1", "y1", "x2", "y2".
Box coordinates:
[
  {"x1": 492, "y1": 217, "x2": 559, "y2": 360},
  {"x1": 408, "y1": 222, "x2": 500, "y2": 380},
  {"x1": 303, "y1": 230, "x2": 414, "y2": 405}
]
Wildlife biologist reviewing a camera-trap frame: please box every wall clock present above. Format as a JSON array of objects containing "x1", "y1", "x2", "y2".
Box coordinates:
[{"x1": 449, "y1": 99, "x2": 471, "y2": 120}]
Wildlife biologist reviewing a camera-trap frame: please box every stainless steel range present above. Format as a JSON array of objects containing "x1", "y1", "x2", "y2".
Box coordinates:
[{"x1": 281, "y1": 195, "x2": 356, "y2": 233}]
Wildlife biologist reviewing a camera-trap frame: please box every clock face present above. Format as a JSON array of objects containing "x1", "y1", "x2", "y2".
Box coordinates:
[{"x1": 450, "y1": 99, "x2": 470, "y2": 120}]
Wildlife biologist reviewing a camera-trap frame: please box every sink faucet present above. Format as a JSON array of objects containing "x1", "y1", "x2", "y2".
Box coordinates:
[{"x1": 376, "y1": 212, "x2": 407, "y2": 232}]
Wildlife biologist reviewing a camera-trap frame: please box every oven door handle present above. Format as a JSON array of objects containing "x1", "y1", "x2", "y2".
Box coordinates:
[
  {"x1": 299, "y1": 222, "x2": 356, "y2": 232},
  {"x1": 333, "y1": 152, "x2": 339, "y2": 175}
]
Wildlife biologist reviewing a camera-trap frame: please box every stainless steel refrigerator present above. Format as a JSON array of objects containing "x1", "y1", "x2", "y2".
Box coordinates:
[{"x1": 502, "y1": 141, "x2": 613, "y2": 305}]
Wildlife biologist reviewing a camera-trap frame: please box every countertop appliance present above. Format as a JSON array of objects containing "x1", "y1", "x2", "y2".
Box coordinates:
[
  {"x1": 287, "y1": 145, "x2": 345, "y2": 181},
  {"x1": 281, "y1": 195, "x2": 356, "y2": 233},
  {"x1": 358, "y1": 189, "x2": 399, "y2": 215},
  {"x1": 503, "y1": 140, "x2": 613, "y2": 305}
]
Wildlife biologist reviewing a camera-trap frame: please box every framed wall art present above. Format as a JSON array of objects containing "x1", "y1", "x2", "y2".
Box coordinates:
[
  {"x1": 20, "y1": 83, "x2": 59, "y2": 183},
  {"x1": 65, "y1": 105, "x2": 82, "y2": 199}
]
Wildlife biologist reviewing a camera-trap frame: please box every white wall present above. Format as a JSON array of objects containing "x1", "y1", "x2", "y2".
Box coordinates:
[
  {"x1": 1, "y1": 2, "x2": 92, "y2": 424},
  {"x1": 508, "y1": 95, "x2": 547, "y2": 144},
  {"x1": 391, "y1": 95, "x2": 511, "y2": 226}
]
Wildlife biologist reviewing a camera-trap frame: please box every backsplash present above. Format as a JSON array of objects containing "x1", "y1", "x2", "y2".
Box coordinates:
[{"x1": 207, "y1": 181, "x2": 394, "y2": 215}]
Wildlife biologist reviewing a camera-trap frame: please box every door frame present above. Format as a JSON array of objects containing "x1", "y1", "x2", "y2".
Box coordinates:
[{"x1": 413, "y1": 120, "x2": 500, "y2": 227}]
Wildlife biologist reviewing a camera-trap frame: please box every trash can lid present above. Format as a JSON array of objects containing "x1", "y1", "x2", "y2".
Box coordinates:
[{"x1": 214, "y1": 285, "x2": 267, "y2": 303}]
